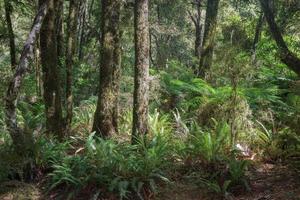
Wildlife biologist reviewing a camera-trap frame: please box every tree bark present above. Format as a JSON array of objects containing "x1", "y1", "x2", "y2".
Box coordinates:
[
  {"x1": 78, "y1": 0, "x2": 87, "y2": 61},
  {"x1": 252, "y1": 12, "x2": 264, "y2": 53},
  {"x1": 132, "y1": 0, "x2": 150, "y2": 143},
  {"x1": 5, "y1": 0, "x2": 50, "y2": 150},
  {"x1": 4, "y1": 0, "x2": 17, "y2": 70},
  {"x1": 56, "y1": 0, "x2": 64, "y2": 66},
  {"x1": 198, "y1": 0, "x2": 220, "y2": 78},
  {"x1": 34, "y1": 39, "x2": 43, "y2": 97},
  {"x1": 40, "y1": 0, "x2": 64, "y2": 137},
  {"x1": 260, "y1": 0, "x2": 300, "y2": 76},
  {"x1": 92, "y1": 0, "x2": 122, "y2": 138},
  {"x1": 189, "y1": 0, "x2": 203, "y2": 58},
  {"x1": 65, "y1": 0, "x2": 80, "y2": 133}
]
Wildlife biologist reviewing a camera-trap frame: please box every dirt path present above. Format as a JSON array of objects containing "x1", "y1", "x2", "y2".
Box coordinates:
[
  {"x1": 235, "y1": 163, "x2": 300, "y2": 200},
  {"x1": 157, "y1": 163, "x2": 300, "y2": 200}
]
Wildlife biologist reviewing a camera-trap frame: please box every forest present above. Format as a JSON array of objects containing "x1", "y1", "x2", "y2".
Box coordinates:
[{"x1": 0, "y1": 0, "x2": 300, "y2": 199}]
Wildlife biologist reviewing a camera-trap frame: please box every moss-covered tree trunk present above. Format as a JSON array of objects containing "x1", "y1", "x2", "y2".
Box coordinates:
[
  {"x1": 92, "y1": 0, "x2": 122, "y2": 138},
  {"x1": 40, "y1": 0, "x2": 64, "y2": 137},
  {"x1": 260, "y1": 0, "x2": 300, "y2": 76},
  {"x1": 132, "y1": 0, "x2": 150, "y2": 143},
  {"x1": 198, "y1": 0, "x2": 220, "y2": 78},
  {"x1": 4, "y1": 0, "x2": 17, "y2": 70},
  {"x1": 65, "y1": 0, "x2": 80, "y2": 133}
]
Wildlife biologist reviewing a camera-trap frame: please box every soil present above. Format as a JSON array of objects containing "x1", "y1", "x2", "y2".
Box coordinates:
[{"x1": 157, "y1": 163, "x2": 300, "y2": 200}]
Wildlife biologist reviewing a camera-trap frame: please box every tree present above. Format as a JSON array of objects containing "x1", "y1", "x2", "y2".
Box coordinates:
[
  {"x1": 65, "y1": 0, "x2": 81, "y2": 133},
  {"x1": 252, "y1": 12, "x2": 264, "y2": 54},
  {"x1": 56, "y1": 0, "x2": 64, "y2": 68},
  {"x1": 4, "y1": 0, "x2": 17, "y2": 70},
  {"x1": 40, "y1": 0, "x2": 64, "y2": 137},
  {"x1": 5, "y1": 0, "x2": 50, "y2": 150},
  {"x1": 199, "y1": 0, "x2": 220, "y2": 78},
  {"x1": 259, "y1": 0, "x2": 300, "y2": 76},
  {"x1": 188, "y1": 0, "x2": 203, "y2": 59},
  {"x1": 92, "y1": 0, "x2": 122, "y2": 138},
  {"x1": 132, "y1": 0, "x2": 150, "y2": 143}
]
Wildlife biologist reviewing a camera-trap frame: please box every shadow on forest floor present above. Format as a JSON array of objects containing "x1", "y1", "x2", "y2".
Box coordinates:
[
  {"x1": 0, "y1": 163, "x2": 299, "y2": 200},
  {"x1": 157, "y1": 163, "x2": 300, "y2": 200}
]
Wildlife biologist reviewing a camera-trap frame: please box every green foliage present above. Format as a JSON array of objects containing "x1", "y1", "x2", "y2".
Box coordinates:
[
  {"x1": 47, "y1": 133, "x2": 173, "y2": 199},
  {"x1": 198, "y1": 158, "x2": 250, "y2": 198},
  {"x1": 227, "y1": 159, "x2": 250, "y2": 190},
  {"x1": 183, "y1": 121, "x2": 231, "y2": 166},
  {"x1": 255, "y1": 120, "x2": 300, "y2": 161}
]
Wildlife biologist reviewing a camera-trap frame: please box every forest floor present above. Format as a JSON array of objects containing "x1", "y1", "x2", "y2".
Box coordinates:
[
  {"x1": 0, "y1": 163, "x2": 299, "y2": 200},
  {"x1": 157, "y1": 162, "x2": 300, "y2": 200}
]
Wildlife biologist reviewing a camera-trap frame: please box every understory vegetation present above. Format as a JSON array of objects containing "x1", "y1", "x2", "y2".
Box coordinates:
[
  {"x1": 1, "y1": 0, "x2": 300, "y2": 199},
  {"x1": 1, "y1": 63, "x2": 300, "y2": 199}
]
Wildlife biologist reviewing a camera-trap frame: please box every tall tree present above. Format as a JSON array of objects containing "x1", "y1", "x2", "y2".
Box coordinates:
[
  {"x1": 92, "y1": 0, "x2": 122, "y2": 138},
  {"x1": 199, "y1": 0, "x2": 220, "y2": 78},
  {"x1": 5, "y1": 0, "x2": 50, "y2": 150},
  {"x1": 40, "y1": 0, "x2": 64, "y2": 137},
  {"x1": 260, "y1": 0, "x2": 300, "y2": 76},
  {"x1": 65, "y1": 0, "x2": 80, "y2": 133},
  {"x1": 132, "y1": 0, "x2": 150, "y2": 143},
  {"x1": 4, "y1": 0, "x2": 17, "y2": 70}
]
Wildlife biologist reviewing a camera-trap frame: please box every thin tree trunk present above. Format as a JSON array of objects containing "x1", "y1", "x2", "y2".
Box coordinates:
[
  {"x1": 190, "y1": 0, "x2": 203, "y2": 58},
  {"x1": 252, "y1": 12, "x2": 264, "y2": 59},
  {"x1": 92, "y1": 0, "x2": 122, "y2": 138},
  {"x1": 40, "y1": 0, "x2": 64, "y2": 137},
  {"x1": 155, "y1": 4, "x2": 169, "y2": 69},
  {"x1": 65, "y1": 0, "x2": 80, "y2": 133},
  {"x1": 5, "y1": 0, "x2": 50, "y2": 150},
  {"x1": 199, "y1": 0, "x2": 220, "y2": 78},
  {"x1": 34, "y1": 39, "x2": 43, "y2": 97},
  {"x1": 4, "y1": 0, "x2": 17, "y2": 70},
  {"x1": 132, "y1": 0, "x2": 150, "y2": 143},
  {"x1": 56, "y1": 0, "x2": 64, "y2": 65},
  {"x1": 188, "y1": 0, "x2": 203, "y2": 73},
  {"x1": 78, "y1": 0, "x2": 87, "y2": 61},
  {"x1": 260, "y1": 0, "x2": 300, "y2": 76}
]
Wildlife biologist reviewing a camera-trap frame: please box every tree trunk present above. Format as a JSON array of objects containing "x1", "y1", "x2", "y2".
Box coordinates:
[
  {"x1": 155, "y1": 4, "x2": 169, "y2": 69},
  {"x1": 199, "y1": 0, "x2": 220, "y2": 78},
  {"x1": 92, "y1": 0, "x2": 122, "y2": 138},
  {"x1": 34, "y1": 39, "x2": 43, "y2": 97},
  {"x1": 56, "y1": 0, "x2": 64, "y2": 66},
  {"x1": 40, "y1": 0, "x2": 64, "y2": 137},
  {"x1": 260, "y1": 0, "x2": 300, "y2": 76},
  {"x1": 78, "y1": 0, "x2": 87, "y2": 61},
  {"x1": 190, "y1": 0, "x2": 203, "y2": 58},
  {"x1": 132, "y1": 0, "x2": 150, "y2": 143},
  {"x1": 252, "y1": 12, "x2": 264, "y2": 54},
  {"x1": 4, "y1": 0, "x2": 17, "y2": 70},
  {"x1": 188, "y1": 0, "x2": 203, "y2": 73},
  {"x1": 5, "y1": 0, "x2": 50, "y2": 150},
  {"x1": 65, "y1": 0, "x2": 80, "y2": 133}
]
